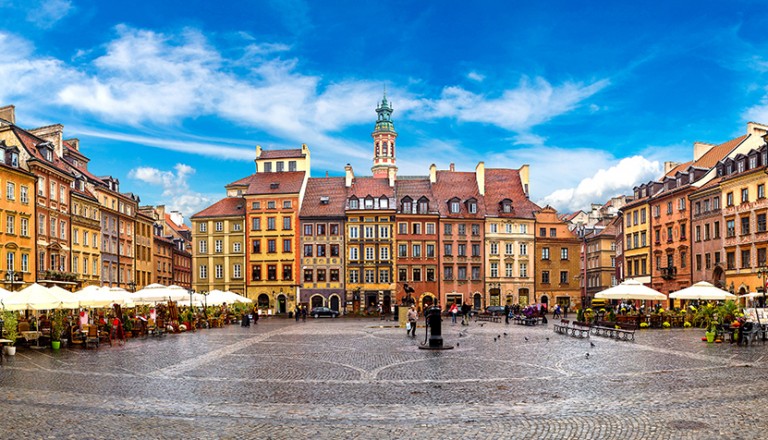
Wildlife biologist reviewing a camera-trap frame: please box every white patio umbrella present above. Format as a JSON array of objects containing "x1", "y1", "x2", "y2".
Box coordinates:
[
  {"x1": 740, "y1": 292, "x2": 767, "y2": 300},
  {"x1": 0, "y1": 286, "x2": 11, "y2": 304},
  {"x1": 225, "y1": 291, "x2": 253, "y2": 304},
  {"x1": 75, "y1": 285, "x2": 112, "y2": 308},
  {"x1": 594, "y1": 279, "x2": 667, "y2": 301},
  {"x1": 177, "y1": 293, "x2": 207, "y2": 307},
  {"x1": 669, "y1": 281, "x2": 737, "y2": 301},
  {"x1": 2, "y1": 283, "x2": 79, "y2": 310},
  {"x1": 48, "y1": 285, "x2": 80, "y2": 307},
  {"x1": 203, "y1": 290, "x2": 230, "y2": 306},
  {"x1": 131, "y1": 284, "x2": 188, "y2": 304}
]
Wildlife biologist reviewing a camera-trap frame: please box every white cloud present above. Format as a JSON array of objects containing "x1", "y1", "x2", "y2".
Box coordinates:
[
  {"x1": 414, "y1": 77, "x2": 610, "y2": 132},
  {"x1": 537, "y1": 155, "x2": 662, "y2": 212},
  {"x1": 744, "y1": 89, "x2": 768, "y2": 123},
  {"x1": 128, "y1": 164, "x2": 213, "y2": 216},
  {"x1": 467, "y1": 71, "x2": 485, "y2": 82},
  {"x1": 26, "y1": 0, "x2": 72, "y2": 29}
]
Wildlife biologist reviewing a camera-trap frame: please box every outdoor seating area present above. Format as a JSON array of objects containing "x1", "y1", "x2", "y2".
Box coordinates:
[
  {"x1": 590, "y1": 321, "x2": 637, "y2": 341},
  {"x1": 475, "y1": 314, "x2": 501, "y2": 323},
  {"x1": 553, "y1": 319, "x2": 590, "y2": 338},
  {"x1": 0, "y1": 284, "x2": 255, "y2": 357}
]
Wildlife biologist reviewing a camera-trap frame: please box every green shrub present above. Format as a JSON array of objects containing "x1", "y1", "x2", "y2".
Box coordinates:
[
  {"x1": 662, "y1": 321, "x2": 671, "y2": 328},
  {"x1": 683, "y1": 322, "x2": 692, "y2": 328},
  {"x1": 639, "y1": 322, "x2": 649, "y2": 329}
]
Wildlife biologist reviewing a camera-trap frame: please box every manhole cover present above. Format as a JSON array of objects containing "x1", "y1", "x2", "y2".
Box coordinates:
[{"x1": 668, "y1": 420, "x2": 709, "y2": 430}]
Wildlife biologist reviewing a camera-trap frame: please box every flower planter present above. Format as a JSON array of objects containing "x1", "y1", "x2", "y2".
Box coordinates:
[
  {"x1": 52, "y1": 341, "x2": 61, "y2": 350},
  {"x1": 705, "y1": 332, "x2": 715, "y2": 343},
  {"x1": 3, "y1": 346, "x2": 16, "y2": 356}
]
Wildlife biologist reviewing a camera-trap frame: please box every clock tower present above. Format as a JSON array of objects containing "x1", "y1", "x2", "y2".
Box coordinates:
[{"x1": 371, "y1": 93, "x2": 398, "y2": 179}]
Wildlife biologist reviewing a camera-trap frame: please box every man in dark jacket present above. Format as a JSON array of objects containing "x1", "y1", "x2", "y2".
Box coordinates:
[{"x1": 461, "y1": 302, "x2": 471, "y2": 326}]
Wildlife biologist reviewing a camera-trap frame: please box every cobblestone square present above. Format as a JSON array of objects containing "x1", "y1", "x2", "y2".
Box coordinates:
[{"x1": 1, "y1": 318, "x2": 767, "y2": 439}]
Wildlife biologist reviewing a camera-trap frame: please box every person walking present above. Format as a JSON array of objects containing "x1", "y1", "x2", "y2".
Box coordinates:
[
  {"x1": 461, "y1": 302, "x2": 471, "y2": 326},
  {"x1": 553, "y1": 304, "x2": 561, "y2": 319},
  {"x1": 295, "y1": 305, "x2": 301, "y2": 322},
  {"x1": 449, "y1": 303, "x2": 459, "y2": 324},
  {"x1": 504, "y1": 304, "x2": 511, "y2": 325},
  {"x1": 407, "y1": 306, "x2": 419, "y2": 337}
]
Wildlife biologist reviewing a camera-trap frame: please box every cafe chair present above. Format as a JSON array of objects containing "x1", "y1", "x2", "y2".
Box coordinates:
[{"x1": 85, "y1": 325, "x2": 99, "y2": 349}]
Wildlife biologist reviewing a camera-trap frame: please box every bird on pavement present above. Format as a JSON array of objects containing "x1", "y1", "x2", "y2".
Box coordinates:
[
  {"x1": 493, "y1": 337, "x2": 497, "y2": 342},
  {"x1": 590, "y1": 341, "x2": 596, "y2": 348},
  {"x1": 498, "y1": 335, "x2": 501, "y2": 339},
  {"x1": 479, "y1": 323, "x2": 485, "y2": 327},
  {"x1": 524, "y1": 337, "x2": 529, "y2": 342},
  {"x1": 585, "y1": 353, "x2": 590, "y2": 359},
  {"x1": 503, "y1": 332, "x2": 508, "y2": 336},
  {"x1": 545, "y1": 337, "x2": 550, "y2": 342},
  {"x1": 456, "y1": 342, "x2": 460, "y2": 347}
]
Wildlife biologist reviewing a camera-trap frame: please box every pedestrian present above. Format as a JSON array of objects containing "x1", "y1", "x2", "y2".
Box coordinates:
[
  {"x1": 407, "y1": 306, "x2": 418, "y2": 337},
  {"x1": 461, "y1": 302, "x2": 471, "y2": 326},
  {"x1": 553, "y1": 304, "x2": 561, "y2": 319},
  {"x1": 301, "y1": 306, "x2": 307, "y2": 322},
  {"x1": 449, "y1": 303, "x2": 459, "y2": 324},
  {"x1": 504, "y1": 304, "x2": 511, "y2": 325},
  {"x1": 253, "y1": 306, "x2": 259, "y2": 325},
  {"x1": 563, "y1": 305, "x2": 569, "y2": 318},
  {"x1": 295, "y1": 305, "x2": 300, "y2": 322}
]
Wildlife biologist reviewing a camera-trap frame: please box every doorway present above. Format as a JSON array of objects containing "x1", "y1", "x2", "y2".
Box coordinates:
[
  {"x1": 277, "y1": 295, "x2": 286, "y2": 314},
  {"x1": 330, "y1": 295, "x2": 340, "y2": 312}
]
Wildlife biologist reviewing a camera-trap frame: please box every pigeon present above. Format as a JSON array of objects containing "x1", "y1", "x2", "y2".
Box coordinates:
[
  {"x1": 524, "y1": 337, "x2": 529, "y2": 342},
  {"x1": 498, "y1": 335, "x2": 501, "y2": 339},
  {"x1": 479, "y1": 323, "x2": 485, "y2": 327},
  {"x1": 503, "y1": 332, "x2": 508, "y2": 336},
  {"x1": 585, "y1": 353, "x2": 590, "y2": 359},
  {"x1": 590, "y1": 341, "x2": 596, "y2": 348},
  {"x1": 545, "y1": 337, "x2": 550, "y2": 342},
  {"x1": 456, "y1": 342, "x2": 460, "y2": 347},
  {"x1": 493, "y1": 337, "x2": 497, "y2": 342}
]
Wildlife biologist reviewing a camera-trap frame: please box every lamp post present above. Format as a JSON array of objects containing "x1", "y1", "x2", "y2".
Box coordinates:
[
  {"x1": 757, "y1": 266, "x2": 768, "y2": 308},
  {"x1": 127, "y1": 281, "x2": 137, "y2": 292},
  {"x1": 5, "y1": 270, "x2": 22, "y2": 292}
]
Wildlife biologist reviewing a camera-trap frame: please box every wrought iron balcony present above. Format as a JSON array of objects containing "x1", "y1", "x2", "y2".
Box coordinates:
[{"x1": 660, "y1": 266, "x2": 677, "y2": 280}]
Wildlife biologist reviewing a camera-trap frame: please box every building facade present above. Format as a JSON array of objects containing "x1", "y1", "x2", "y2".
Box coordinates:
[{"x1": 534, "y1": 206, "x2": 582, "y2": 308}]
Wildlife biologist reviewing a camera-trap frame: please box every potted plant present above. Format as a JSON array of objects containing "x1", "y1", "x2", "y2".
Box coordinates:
[
  {"x1": 705, "y1": 323, "x2": 717, "y2": 343},
  {"x1": 123, "y1": 314, "x2": 133, "y2": 338},
  {"x1": 51, "y1": 311, "x2": 65, "y2": 350},
  {"x1": 2, "y1": 311, "x2": 19, "y2": 355}
]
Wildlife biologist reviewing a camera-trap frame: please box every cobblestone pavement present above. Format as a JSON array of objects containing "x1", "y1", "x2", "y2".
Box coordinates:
[{"x1": 1, "y1": 318, "x2": 767, "y2": 439}]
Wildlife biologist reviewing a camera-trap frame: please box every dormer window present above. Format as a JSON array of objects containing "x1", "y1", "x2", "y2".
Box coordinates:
[
  {"x1": 763, "y1": 151, "x2": 767, "y2": 167},
  {"x1": 418, "y1": 198, "x2": 428, "y2": 214},
  {"x1": 349, "y1": 197, "x2": 359, "y2": 209},
  {"x1": 501, "y1": 199, "x2": 512, "y2": 213},
  {"x1": 750, "y1": 156, "x2": 757, "y2": 169},
  {"x1": 726, "y1": 163, "x2": 733, "y2": 174},
  {"x1": 737, "y1": 160, "x2": 745, "y2": 173},
  {"x1": 468, "y1": 201, "x2": 477, "y2": 214},
  {"x1": 364, "y1": 197, "x2": 374, "y2": 209},
  {"x1": 450, "y1": 199, "x2": 460, "y2": 214},
  {"x1": 379, "y1": 197, "x2": 388, "y2": 209},
  {"x1": 689, "y1": 173, "x2": 694, "y2": 183},
  {"x1": 402, "y1": 197, "x2": 412, "y2": 213}
]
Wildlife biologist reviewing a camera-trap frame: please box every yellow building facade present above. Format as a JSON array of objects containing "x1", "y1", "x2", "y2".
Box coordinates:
[
  {"x1": 191, "y1": 197, "x2": 246, "y2": 295},
  {"x1": 0, "y1": 129, "x2": 36, "y2": 292},
  {"x1": 70, "y1": 182, "x2": 101, "y2": 287}
]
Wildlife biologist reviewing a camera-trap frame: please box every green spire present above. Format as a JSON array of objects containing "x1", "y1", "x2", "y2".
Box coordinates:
[{"x1": 374, "y1": 92, "x2": 395, "y2": 132}]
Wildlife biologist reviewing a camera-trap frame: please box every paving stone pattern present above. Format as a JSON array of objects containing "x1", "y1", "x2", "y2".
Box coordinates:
[{"x1": 1, "y1": 318, "x2": 767, "y2": 439}]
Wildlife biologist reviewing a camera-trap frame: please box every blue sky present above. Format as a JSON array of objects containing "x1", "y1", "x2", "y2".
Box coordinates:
[{"x1": 2, "y1": 1, "x2": 768, "y2": 218}]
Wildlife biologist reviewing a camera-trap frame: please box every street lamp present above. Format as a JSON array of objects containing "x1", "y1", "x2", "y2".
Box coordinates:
[
  {"x1": 756, "y1": 266, "x2": 768, "y2": 307},
  {"x1": 5, "y1": 270, "x2": 22, "y2": 292},
  {"x1": 127, "y1": 281, "x2": 137, "y2": 292}
]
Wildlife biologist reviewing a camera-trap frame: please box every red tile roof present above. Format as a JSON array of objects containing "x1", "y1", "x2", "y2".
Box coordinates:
[
  {"x1": 230, "y1": 171, "x2": 306, "y2": 195},
  {"x1": 695, "y1": 135, "x2": 747, "y2": 169},
  {"x1": 395, "y1": 178, "x2": 438, "y2": 213},
  {"x1": 348, "y1": 176, "x2": 394, "y2": 199},
  {"x1": 431, "y1": 170, "x2": 485, "y2": 218},
  {"x1": 11, "y1": 126, "x2": 73, "y2": 177},
  {"x1": 484, "y1": 168, "x2": 540, "y2": 219},
  {"x1": 299, "y1": 177, "x2": 347, "y2": 218},
  {"x1": 165, "y1": 213, "x2": 191, "y2": 232},
  {"x1": 259, "y1": 149, "x2": 305, "y2": 159},
  {"x1": 191, "y1": 197, "x2": 246, "y2": 218}
]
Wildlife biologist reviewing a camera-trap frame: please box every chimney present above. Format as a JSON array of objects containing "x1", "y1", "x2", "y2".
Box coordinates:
[
  {"x1": 429, "y1": 164, "x2": 437, "y2": 184},
  {"x1": 65, "y1": 138, "x2": 80, "y2": 151},
  {"x1": 475, "y1": 161, "x2": 485, "y2": 195},
  {"x1": 345, "y1": 163, "x2": 354, "y2": 187},
  {"x1": 664, "y1": 161, "x2": 681, "y2": 174},
  {"x1": 693, "y1": 142, "x2": 714, "y2": 162},
  {"x1": 518, "y1": 164, "x2": 530, "y2": 197},
  {"x1": 254, "y1": 145, "x2": 262, "y2": 172},
  {"x1": 29, "y1": 124, "x2": 65, "y2": 158},
  {"x1": 747, "y1": 121, "x2": 768, "y2": 137},
  {"x1": 0, "y1": 105, "x2": 15, "y2": 124},
  {"x1": 388, "y1": 167, "x2": 396, "y2": 187},
  {"x1": 449, "y1": 163, "x2": 455, "y2": 172}
]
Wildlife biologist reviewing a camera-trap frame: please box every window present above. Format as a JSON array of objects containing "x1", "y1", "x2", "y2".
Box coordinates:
[
  {"x1": 330, "y1": 244, "x2": 340, "y2": 257},
  {"x1": 398, "y1": 244, "x2": 407, "y2": 258},
  {"x1": 6, "y1": 182, "x2": 15, "y2": 200},
  {"x1": 251, "y1": 218, "x2": 261, "y2": 230},
  {"x1": 758, "y1": 214, "x2": 767, "y2": 232},
  {"x1": 330, "y1": 269, "x2": 339, "y2": 282},
  {"x1": 444, "y1": 266, "x2": 454, "y2": 280},
  {"x1": 20, "y1": 186, "x2": 28, "y2": 204},
  {"x1": 252, "y1": 240, "x2": 261, "y2": 253},
  {"x1": 457, "y1": 224, "x2": 465, "y2": 235},
  {"x1": 542, "y1": 271, "x2": 550, "y2": 283},
  {"x1": 233, "y1": 264, "x2": 242, "y2": 279},
  {"x1": 427, "y1": 244, "x2": 435, "y2": 258},
  {"x1": 252, "y1": 202, "x2": 261, "y2": 210},
  {"x1": 316, "y1": 269, "x2": 326, "y2": 282},
  {"x1": 490, "y1": 242, "x2": 498, "y2": 255},
  {"x1": 726, "y1": 192, "x2": 734, "y2": 207},
  {"x1": 267, "y1": 201, "x2": 276, "y2": 209},
  {"x1": 251, "y1": 265, "x2": 261, "y2": 281},
  {"x1": 741, "y1": 249, "x2": 751, "y2": 268},
  {"x1": 678, "y1": 197, "x2": 686, "y2": 211},
  {"x1": 215, "y1": 240, "x2": 223, "y2": 253},
  {"x1": 539, "y1": 227, "x2": 546, "y2": 237},
  {"x1": 550, "y1": 228, "x2": 556, "y2": 237},
  {"x1": 519, "y1": 263, "x2": 528, "y2": 277},
  {"x1": 349, "y1": 198, "x2": 359, "y2": 209},
  {"x1": 759, "y1": 184, "x2": 766, "y2": 199},
  {"x1": 199, "y1": 265, "x2": 208, "y2": 279},
  {"x1": 560, "y1": 248, "x2": 569, "y2": 260},
  {"x1": 398, "y1": 222, "x2": 407, "y2": 234},
  {"x1": 364, "y1": 226, "x2": 374, "y2": 239},
  {"x1": 666, "y1": 226, "x2": 673, "y2": 242},
  {"x1": 289, "y1": 161, "x2": 297, "y2": 171},
  {"x1": 472, "y1": 244, "x2": 480, "y2": 257},
  {"x1": 330, "y1": 224, "x2": 339, "y2": 235},
  {"x1": 304, "y1": 224, "x2": 313, "y2": 236},
  {"x1": 471, "y1": 224, "x2": 480, "y2": 236},
  {"x1": 350, "y1": 247, "x2": 359, "y2": 260},
  {"x1": 666, "y1": 201, "x2": 672, "y2": 214},
  {"x1": 741, "y1": 216, "x2": 750, "y2": 235},
  {"x1": 714, "y1": 221, "x2": 721, "y2": 239},
  {"x1": 380, "y1": 247, "x2": 389, "y2": 260},
  {"x1": 316, "y1": 224, "x2": 326, "y2": 235},
  {"x1": 304, "y1": 244, "x2": 313, "y2": 257},
  {"x1": 427, "y1": 268, "x2": 435, "y2": 281},
  {"x1": 641, "y1": 208, "x2": 646, "y2": 224},
  {"x1": 283, "y1": 200, "x2": 291, "y2": 209},
  {"x1": 349, "y1": 270, "x2": 359, "y2": 284},
  {"x1": 282, "y1": 217, "x2": 291, "y2": 230},
  {"x1": 519, "y1": 243, "x2": 528, "y2": 256},
  {"x1": 412, "y1": 244, "x2": 421, "y2": 258},
  {"x1": 267, "y1": 217, "x2": 276, "y2": 230},
  {"x1": 349, "y1": 226, "x2": 359, "y2": 239},
  {"x1": 399, "y1": 268, "x2": 407, "y2": 282},
  {"x1": 456, "y1": 244, "x2": 465, "y2": 257},
  {"x1": 233, "y1": 223, "x2": 242, "y2": 231},
  {"x1": 457, "y1": 266, "x2": 467, "y2": 280},
  {"x1": 490, "y1": 263, "x2": 498, "y2": 278},
  {"x1": 5, "y1": 215, "x2": 13, "y2": 235},
  {"x1": 680, "y1": 224, "x2": 686, "y2": 240},
  {"x1": 444, "y1": 244, "x2": 453, "y2": 256},
  {"x1": 215, "y1": 221, "x2": 223, "y2": 232},
  {"x1": 413, "y1": 268, "x2": 422, "y2": 281},
  {"x1": 505, "y1": 243, "x2": 514, "y2": 255},
  {"x1": 505, "y1": 263, "x2": 513, "y2": 278},
  {"x1": 267, "y1": 265, "x2": 277, "y2": 280},
  {"x1": 560, "y1": 271, "x2": 568, "y2": 284},
  {"x1": 365, "y1": 269, "x2": 375, "y2": 283},
  {"x1": 283, "y1": 239, "x2": 292, "y2": 253},
  {"x1": 215, "y1": 265, "x2": 224, "y2": 279},
  {"x1": 20, "y1": 218, "x2": 28, "y2": 237},
  {"x1": 199, "y1": 240, "x2": 208, "y2": 253},
  {"x1": 741, "y1": 188, "x2": 749, "y2": 204},
  {"x1": 489, "y1": 224, "x2": 497, "y2": 234},
  {"x1": 267, "y1": 239, "x2": 276, "y2": 253},
  {"x1": 542, "y1": 247, "x2": 550, "y2": 260},
  {"x1": 379, "y1": 225, "x2": 390, "y2": 239},
  {"x1": 427, "y1": 223, "x2": 436, "y2": 235},
  {"x1": 726, "y1": 220, "x2": 736, "y2": 237},
  {"x1": 450, "y1": 201, "x2": 460, "y2": 213},
  {"x1": 304, "y1": 269, "x2": 313, "y2": 282}
]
